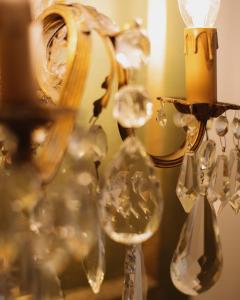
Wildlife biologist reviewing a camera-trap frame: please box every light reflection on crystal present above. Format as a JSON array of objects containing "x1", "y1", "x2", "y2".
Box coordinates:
[
  {"x1": 113, "y1": 85, "x2": 153, "y2": 129},
  {"x1": 99, "y1": 136, "x2": 163, "y2": 245},
  {"x1": 215, "y1": 115, "x2": 229, "y2": 137},
  {"x1": 207, "y1": 154, "x2": 229, "y2": 215},
  {"x1": 122, "y1": 245, "x2": 147, "y2": 300},
  {"x1": 156, "y1": 109, "x2": 167, "y2": 128},
  {"x1": 197, "y1": 140, "x2": 216, "y2": 193},
  {"x1": 82, "y1": 226, "x2": 105, "y2": 294},
  {"x1": 228, "y1": 149, "x2": 240, "y2": 214},
  {"x1": 115, "y1": 27, "x2": 150, "y2": 69},
  {"x1": 171, "y1": 194, "x2": 223, "y2": 296},
  {"x1": 176, "y1": 151, "x2": 197, "y2": 213}
]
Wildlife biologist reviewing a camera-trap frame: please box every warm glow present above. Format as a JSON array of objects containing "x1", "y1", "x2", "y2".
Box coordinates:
[{"x1": 178, "y1": 0, "x2": 221, "y2": 28}]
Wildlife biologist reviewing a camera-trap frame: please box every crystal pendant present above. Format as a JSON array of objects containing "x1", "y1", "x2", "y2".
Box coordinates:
[
  {"x1": 115, "y1": 27, "x2": 150, "y2": 69},
  {"x1": 113, "y1": 85, "x2": 153, "y2": 129},
  {"x1": 156, "y1": 108, "x2": 167, "y2": 128},
  {"x1": 228, "y1": 149, "x2": 240, "y2": 214},
  {"x1": 99, "y1": 136, "x2": 163, "y2": 245},
  {"x1": 197, "y1": 140, "x2": 216, "y2": 192},
  {"x1": 45, "y1": 156, "x2": 98, "y2": 261},
  {"x1": 122, "y1": 245, "x2": 147, "y2": 300},
  {"x1": 231, "y1": 117, "x2": 240, "y2": 139},
  {"x1": 207, "y1": 155, "x2": 229, "y2": 215},
  {"x1": 82, "y1": 226, "x2": 105, "y2": 294},
  {"x1": 170, "y1": 194, "x2": 223, "y2": 296},
  {"x1": 173, "y1": 112, "x2": 186, "y2": 128},
  {"x1": 215, "y1": 115, "x2": 229, "y2": 136},
  {"x1": 176, "y1": 151, "x2": 197, "y2": 213}
]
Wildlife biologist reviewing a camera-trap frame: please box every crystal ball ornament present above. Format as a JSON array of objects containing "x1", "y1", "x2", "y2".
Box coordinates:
[
  {"x1": 99, "y1": 136, "x2": 163, "y2": 245},
  {"x1": 115, "y1": 26, "x2": 150, "y2": 69},
  {"x1": 113, "y1": 85, "x2": 153, "y2": 128}
]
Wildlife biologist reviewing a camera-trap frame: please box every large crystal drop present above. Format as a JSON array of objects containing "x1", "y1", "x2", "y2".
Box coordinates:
[
  {"x1": 122, "y1": 245, "x2": 147, "y2": 300},
  {"x1": 176, "y1": 151, "x2": 197, "y2": 213},
  {"x1": 207, "y1": 155, "x2": 229, "y2": 215},
  {"x1": 197, "y1": 140, "x2": 216, "y2": 192},
  {"x1": 113, "y1": 85, "x2": 153, "y2": 129},
  {"x1": 82, "y1": 226, "x2": 105, "y2": 294},
  {"x1": 228, "y1": 149, "x2": 240, "y2": 214},
  {"x1": 99, "y1": 136, "x2": 163, "y2": 245},
  {"x1": 170, "y1": 194, "x2": 223, "y2": 296}
]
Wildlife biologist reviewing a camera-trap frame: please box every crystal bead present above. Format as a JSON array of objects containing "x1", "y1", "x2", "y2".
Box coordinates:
[
  {"x1": 115, "y1": 27, "x2": 150, "y2": 69},
  {"x1": 82, "y1": 227, "x2": 105, "y2": 294},
  {"x1": 170, "y1": 194, "x2": 223, "y2": 296},
  {"x1": 122, "y1": 245, "x2": 147, "y2": 300},
  {"x1": 215, "y1": 115, "x2": 229, "y2": 137},
  {"x1": 113, "y1": 85, "x2": 153, "y2": 128},
  {"x1": 207, "y1": 155, "x2": 229, "y2": 215},
  {"x1": 156, "y1": 109, "x2": 167, "y2": 128},
  {"x1": 197, "y1": 140, "x2": 216, "y2": 192},
  {"x1": 80, "y1": 5, "x2": 119, "y2": 36},
  {"x1": 228, "y1": 149, "x2": 240, "y2": 214},
  {"x1": 176, "y1": 152, "x2": 197, "y2": 213},
  {"x1": 231, "y1": 117, "x2": 240, "y2": 139},
  {"x1": 173, "y1": 112, "x2": 186, "y2": 128},
  {"x1": 99, "y1": 136, "x2": 163, "y2": 245},
  {"x1": 68, "y1": 125, "x2": 108, "y2": 162}
]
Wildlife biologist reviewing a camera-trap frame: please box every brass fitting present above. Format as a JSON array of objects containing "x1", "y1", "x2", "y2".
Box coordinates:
[{"x1": 184, "y1": 28, "x2": 218, "y2": 105}]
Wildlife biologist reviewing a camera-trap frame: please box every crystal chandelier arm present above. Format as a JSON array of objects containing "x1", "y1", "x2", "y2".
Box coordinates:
[{"x1": 35, "y1": 4, "x2": 92, "y2": 183}]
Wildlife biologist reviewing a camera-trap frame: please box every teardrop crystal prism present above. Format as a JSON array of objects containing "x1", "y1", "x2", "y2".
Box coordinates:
[
  {"x1": 197, "y1": 140, "x2": 216, "y2": 192},
  {"x1": 207, "y1": 154, "x2": 229, "y2": 215},
  {"x1": 122, "y1": 245, "x2": 147, "y2": 300},
  {"x1": 99, "y1": 136, "x2": 163, "y2": 245},
  {"x1": 170, "y1": 194, "x2": 223, "y2": 296},
  {"x1": 82, "y1": 226, "x2": 105, "y2": 294},
  {"x1": 228, "y1": 149, "x2": 240, "y2": 214},
  {"x1": 176, "y1": 151, "x2": 197, "y2": 213}
]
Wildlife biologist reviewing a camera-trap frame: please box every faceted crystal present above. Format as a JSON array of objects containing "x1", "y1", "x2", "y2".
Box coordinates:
[
  {"x1": 207, "y1": 155, "x2": 229, "y2": 215},
  {"x1": 173, "y1": 112, "x2": 186, "y2": 128},
  {"x1": 68, "y1": 125, "x2": 108, "y2": 162},
  {"x1": 170, "y1": 194, "x2": 223, "y2": 296},
  {"x1": 176, "y1": 152, "x2": 197, "y2": 213},
  {"x1": 99, "y1": 136, "x2": 163, "y2": 245},
  {"x1": 231, "y1": 117, "x2": 240, "y2": 139},
  {"x1": 122, "y1": 245, "x2": 147, "y2": 300},
  {"x1": 228, "y1": 149, "x2": 240, "y2": 214},
  {"x1": 113, "y1": 85, "x2": 153, "y2": 128},
  {"x1": 82, "y1": 227, "x2": 105, "y2": 294},
  {"x1": 215, "y1": 115, "x2": 229, "y2": 137},
  {"x1": 156, "y1": 109, "x2": 167, "y2": 128},
  {"x1": 80, "y1": 5, "x2": 119, "y2": 36},
  {"x1": 197, "y1": 140, "x2": 216, "y2": 192},
  {"x1": 115, "y1": 27, "x2": 150, "y2": 69},
  {"x1": 45, "y1": 156, "x2": 98, "y2": 261}
]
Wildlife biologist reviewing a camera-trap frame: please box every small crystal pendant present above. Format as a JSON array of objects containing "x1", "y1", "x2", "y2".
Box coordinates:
[
  {"x1": 228, "y1": 149, "x2": 240, "y2": 214},
  {"x1": 176, "y1": 151, "x2": 197, "y2": 213},
  {"x1": 99, "y1": 136, "x2": 163, "y2": 245},
  {"x1": 170, "y1": 193, "x2": 223, "y2": 296},
  {"x1": 115, "y1": 26, "x2": 150, "y2": 69},
  {"x1": 156, "y1": 107, "x2": 167, "y2": 128},
  {"x1": 215, "y1": 115, "x2": 229, "y2": 137},
  {"x1": 122, "y1": 245, "x2": 147, "y2": 300},
  {"x1": 82, "y1": 226, "x2": 105, "y2": 294},
  {"x1": 113, "y1": 85, "x2": 153, "y2": 128},
  {"x1": 207, "y1": 154, "x2": 229, "y2": 215},
  {"x1": 197, "y1": 140, "x2": 216, "y2": 192}
]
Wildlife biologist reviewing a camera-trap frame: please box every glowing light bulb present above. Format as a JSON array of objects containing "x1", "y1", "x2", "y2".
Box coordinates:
[{"x1": 178, "y1": 0, "x2": 221, "y2": 28}]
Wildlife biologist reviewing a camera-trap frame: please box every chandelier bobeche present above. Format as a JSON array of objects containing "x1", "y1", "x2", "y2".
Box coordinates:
[{"x1": 0, "y1": 0, "x2": 239, "y2": 299}]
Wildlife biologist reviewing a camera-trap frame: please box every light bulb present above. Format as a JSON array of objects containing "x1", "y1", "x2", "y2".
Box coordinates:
[{"x1": 178, "y1": 0, "x2": 221, "y2": 28}]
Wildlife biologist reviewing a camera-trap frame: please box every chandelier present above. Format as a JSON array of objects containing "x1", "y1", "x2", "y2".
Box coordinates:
[{"x1": 0, "y1": 0, "x2": 239, "y2": 299}]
